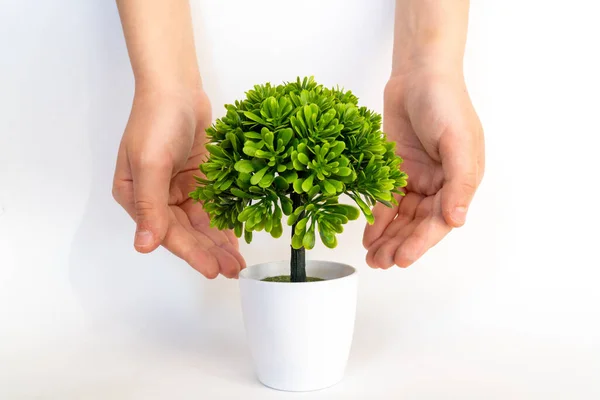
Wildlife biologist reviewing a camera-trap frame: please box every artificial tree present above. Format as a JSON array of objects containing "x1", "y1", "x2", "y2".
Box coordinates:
[{"x1": 190, "y1": 77, "x2": 408, "y2": 282}]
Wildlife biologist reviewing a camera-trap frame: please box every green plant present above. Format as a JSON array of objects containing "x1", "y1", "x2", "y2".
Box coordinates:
[{"x1": 190, "y1": 77, "x2": 408, "y2": 282}]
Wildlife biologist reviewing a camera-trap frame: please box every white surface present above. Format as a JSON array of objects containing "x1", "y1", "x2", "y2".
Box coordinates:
[
  {"x1": 239, "y1": 261, "x2": 357, "y2": 391},
  {"x1": 1, "y1": 0, "x2": 599, "y2": 399}
]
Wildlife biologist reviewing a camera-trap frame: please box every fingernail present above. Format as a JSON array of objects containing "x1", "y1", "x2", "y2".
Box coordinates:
[
  {"x1": 452, "y1": 206, "x2": 468, "y2": 225},
  {"x1": 135, "y1": 229, "x2": 154, "y2": 247}
]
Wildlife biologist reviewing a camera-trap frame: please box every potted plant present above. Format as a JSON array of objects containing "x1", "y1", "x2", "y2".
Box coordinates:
[{"x1": 190, "y1": 77, "x2": 407, "y2": 391}]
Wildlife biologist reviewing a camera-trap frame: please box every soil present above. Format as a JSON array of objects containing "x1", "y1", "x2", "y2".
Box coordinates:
[{"x1": 262, "y1": 275, "x2": 324, "y2": 282}]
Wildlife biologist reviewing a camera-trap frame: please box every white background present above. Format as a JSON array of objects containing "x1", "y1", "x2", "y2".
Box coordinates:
[{"x1": 1, "y1": 0, "x2": 599, "y2": 398}]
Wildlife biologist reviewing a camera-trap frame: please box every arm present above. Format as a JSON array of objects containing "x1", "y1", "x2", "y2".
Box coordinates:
[
  {"x1": 116, "y1": 0, "x2": 201, "y2": 97},
  {"x1": 364, "y1": 0, "x2": 484, "y2": 269},
  {"x1": 391, "y1": 0, "x2": 469, "y2": 76},
  {"x1": 112, "y1": 0, "x2": 244, "y2": 278}
]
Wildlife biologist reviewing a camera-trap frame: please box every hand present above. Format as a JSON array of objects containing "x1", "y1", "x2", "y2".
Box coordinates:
[
  {"x1": 112, "y1": 87, "x2": 246, "y2": 278},
  {"x1": 363, "y1": 69, "x2": 484, "y2": 269}
]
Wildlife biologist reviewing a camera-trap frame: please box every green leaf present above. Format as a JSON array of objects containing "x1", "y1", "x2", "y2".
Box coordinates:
[
  {"x1": 265, "y1": 213, "x2": 273, "y2": 232},
  {"x1": 283, "y1": 170, "x2": 298, "y2": 183},
  {"x1": 269, "y1": 97, "x2": 279, "y2": 117},
  {"x1": 287, "y1": 206, "x2": 304, "y2": 225},
  {"x1": 244, "y1": 131, "x2": 262, "y2": 139},
  {"x1": 263, "y1": 129, "x2": 274, "y2": 149},
  {"x1": 205, "y1": 144, "x2": 224, "y2": 157},
  {"x1": 318, "y1": 108, "x2": 336, "y2": 129},
  {"x1": 297, "y1": 153, "x2": 310, "y2": 165},
  {"x1": 319, "y1": 225, "x2": 337, "y2": 249},
  {"x1": 295, "y1": 217, "x2": 308, "y2": 234},
  {"x1": 250, "y1": 166, "x2": 269, "y2": 185},
  {"x1": 271, "y1": 219, "x2": 283, "y2": 238},
  {"x1": 274, "y1": 205, "x2": 283, "y2": 219},
  {"x1": 278, "y1": 128, "x2": 293, "y2": 147},
  {"x1": 226, "y1": 132, "x2": 239, "y2": 152},
  {"x1": 259, "y1": 172, "x2": 275, "y2": 188},
  {"x1": 293, "y1": 159, "x2": 306, "y2": 171},
  {"x1": 352, "y1": 194, "x2": 375, "y2": 224},
  {"x1": 293, "y1": 178, "x2": 304, "y2": 194},
  {"x1": 322, "y1": 180, "x2": 336, "y2": 195},
  {"x1": 290, "y1": 116, "x2": 306, "y2": 136},
  {"x1": 243, "y1": 146, "x2": 257, "y2": 157},
  {"x1": 329, "y1": 179, "x2": 343, "y2": 193},
  {"x1": 244, "y1": 111, "x2": 268, "y2": 125},
  {"x1": 342, "y1": 205, "x2": 360, "y2": 220},
  {"x1": 234, "y1": 223, "x2": 243, "y2": 238},
  {"x1": 273, "y1": 176, "x2": 289, "y2": 191},
  {"x1": 302, "y1": 228, "x2": 315, "y2": 250},
  {"x1": 320, "y1": 144, "x2": 329, "y2": 159},
  {"x1": 251, "y1": 158, "x2": 266, "y2": 171},
  {"x1": 234, "y1": 160, "x2": 254, "y2": 173},
  {"x1": 328, "y1": 141, "x2": 345, "y2": 158},
  {"x1": 277, "y1": 164, "x2": 287, "y2": 173},
  {"x1": 218, "y1": 178, "x2": 233, "y2": 190},
  {"x1": 336, "y1": 167, "x2": 352, "y2": 177},
  {"x1": 254, "y1": 149, "x2": 270, "y2": 158},
  {"x1": 280, "y1": 196, "x2": 293, "y2": 215},
  {"x1": 301, "y1": 174, "x2": 314, "y2": 192},
  {"x1": 238, "y1": 208, "x2": 254, "y2": 222},
  {"x1": 292, "y1": 233, "x2": 304, "y2": 249},
  {"x1": 244, "y1": 229, "x2": 253, "y2": 244},
  {"x1": 307, "y1": 185, "x2": 320, "y2": 198}
]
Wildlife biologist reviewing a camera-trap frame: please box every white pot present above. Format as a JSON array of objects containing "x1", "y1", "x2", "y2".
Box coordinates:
[{"x1": 239, "y1": 260, "x2": 358, "y2": 392}]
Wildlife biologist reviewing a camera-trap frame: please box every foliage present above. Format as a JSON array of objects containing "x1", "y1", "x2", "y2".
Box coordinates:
[{"x1": 190, "y1": 77, "x2": 408, "y2": 250}]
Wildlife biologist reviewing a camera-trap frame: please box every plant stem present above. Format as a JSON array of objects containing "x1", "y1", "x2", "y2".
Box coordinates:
[{"x1": 290, "y1": 193, "x2": 306, "y2": 282}]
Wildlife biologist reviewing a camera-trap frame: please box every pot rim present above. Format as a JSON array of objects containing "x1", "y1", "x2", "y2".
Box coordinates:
[{"x1": 239, "y1": 259, "x2": 357, "y2": 284}]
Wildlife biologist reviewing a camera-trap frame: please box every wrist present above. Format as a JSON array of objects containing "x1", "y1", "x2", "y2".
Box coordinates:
[
  {"x1": 133, "y1": 74, "x2": 204, "y2": 114},
  {"x1": 391, "y1": 0, "x2": 468, "y2": 78},
  {"x1": 391, "y1": 41, "x2": 464, "y2": 79},
  {"x1": 384, "y1": 64, "x2": 466, "y2": 108},
  {"x1": 135, "y1": 71, "x2": 201, "y2": 100}
]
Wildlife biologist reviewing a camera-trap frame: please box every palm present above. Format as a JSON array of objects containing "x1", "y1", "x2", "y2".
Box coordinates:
[
  {"x1": 167, "y1": 95, "x2": 243, "y2": 277},
  {"x1": 113, "y1": 91, "x2": 244, "y2": 278},
  {"x1": 364, "y1": 100, "x2": 450, "y2": 269},
  {"x1": 363, "y1": 75, "x2": 483, "y2": 269}
]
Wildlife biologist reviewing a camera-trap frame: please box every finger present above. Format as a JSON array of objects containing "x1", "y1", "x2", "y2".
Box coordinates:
[
  {"x1": 365, "y1": 193, "x2": 423, "y2": 268},
  {"x1": 181, "y1": 199, "x2": 229, "y2": 245},
  {"x1": 372, "y1": 192, "x2": 422, "y2": 243},
  {"x1": 363, "y1": 192, "x2": 405, "y2": 249},
  {"x1": 112, "y1": 178, "x2": 136, "y2": 220},
  {"x1": 439, "y1": 131, "x2": 478, "y2": 227},
  {"x1": 179, "y1": 200, "x2": 246, "y2": 271},
  {"x1": 477, "y1": 129, "x2": 486, "y2": 186},
  {"x1": 130, "y1": 155, "x2": 172, "y2": 253},
  {"x1": 368, "y1": 219, "x2": 418, "y2": 269},
  {"x1": 224, "y1": 230, "x2": 240, "y2": 250},
  {"x1": 363, "y1": 204, "x2": 397, "y2": 249},
  {"x1": 394, "y1": 214, "x2": 451, "y2": 268},
  {"x1": 162, "y1": 209, "x2": 220, "y2": 279},
  {"x1": 112, "y1": 143, "x2": 136, "y2": 219},
  {"x1": 218, "y1": 241, "x2": 246, "y2": 272},
  {"x1": 209, "y1": 246, "x2": 243, "y2": 279}
]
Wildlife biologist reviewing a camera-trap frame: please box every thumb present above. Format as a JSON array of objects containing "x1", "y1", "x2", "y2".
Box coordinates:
[
  {"x1": 440, "y1": 132, "x2": 478, "y2": 227},
  {"x1": 131, "y1": 158, "x2": 172, "y2": 253}
]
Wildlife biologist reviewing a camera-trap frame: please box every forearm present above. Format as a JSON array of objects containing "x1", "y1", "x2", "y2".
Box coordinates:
[
  {"x1": 116, "y1": 0, "x2": 200, "y2": 98},
  {"x1": 391, "y1": 0, "x2": 469, "y2": 76}
]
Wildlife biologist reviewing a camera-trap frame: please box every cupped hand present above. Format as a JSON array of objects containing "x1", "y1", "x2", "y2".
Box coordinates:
[
  {"x1": 364, "y1": 70, "x2": 484, "y2": 269},
  {"x1": 112, "y1": 87, "x2": 245, "y2": 278}
]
